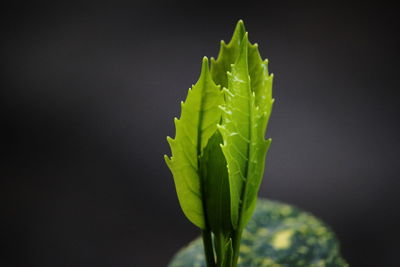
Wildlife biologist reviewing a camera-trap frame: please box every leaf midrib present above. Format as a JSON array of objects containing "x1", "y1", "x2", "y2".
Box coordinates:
[
  {"x1": 238, "y1": 77, "x2": 253, "y2": 230},
  {"x1": 197, "y1": 74, "x2": 213, "y2": 231}
]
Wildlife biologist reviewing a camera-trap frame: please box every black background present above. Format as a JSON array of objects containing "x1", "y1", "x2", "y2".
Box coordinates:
[{"x1": 1, "y1": 1, "x2": 399, "y2": 266}]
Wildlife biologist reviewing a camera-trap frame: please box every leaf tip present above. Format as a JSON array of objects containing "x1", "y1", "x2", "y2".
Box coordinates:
[
  {"x1": 229, "y1": 19, "x2": 246, "y2": 46},
  {"x1": 235, "y1": 19, "x2": 246, "y2": 33},
  {"x1": 199, "y1": 56, "x2": 210, "y2": 77}
]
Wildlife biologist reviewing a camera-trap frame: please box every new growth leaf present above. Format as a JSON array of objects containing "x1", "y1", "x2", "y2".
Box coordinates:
[{"x1": 165, "y1": 20, "x2": 274, "y2": 267}]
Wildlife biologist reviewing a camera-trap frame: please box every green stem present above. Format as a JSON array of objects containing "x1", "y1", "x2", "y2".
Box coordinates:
[
  {"x1": 231, "y1": 227, "x2": 243, "y2": 267},
  {"x1": 202, "y1": 229, "x2": 216, "y2": 267}
]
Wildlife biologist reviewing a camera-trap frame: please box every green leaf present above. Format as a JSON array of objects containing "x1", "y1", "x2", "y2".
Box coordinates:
[
  {"x1": 200, "y1": 131, "x2": 232, "y2": 235},
  {"x1": 210, "y1": 20, "x2": 246, "y2": 89},
  {"x1": 164, "y1": 57, "x2": 224, "y2": 229},
  {"x1": 218, "y1": 33, "x2": 273, "y2": 230},
  {"x1": 242, "y1": 40, "x2": 274, "y2": 226}
]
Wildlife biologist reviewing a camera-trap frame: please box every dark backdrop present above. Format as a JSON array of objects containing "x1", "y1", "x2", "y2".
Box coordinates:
[{"x1": 1, "y1": 1, "x2": 399, "y2": 266}]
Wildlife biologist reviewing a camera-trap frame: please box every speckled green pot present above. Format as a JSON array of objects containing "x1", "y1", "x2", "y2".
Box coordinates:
[{"x1": 169, "y1": 199, "x2": 348, "y2": 267}]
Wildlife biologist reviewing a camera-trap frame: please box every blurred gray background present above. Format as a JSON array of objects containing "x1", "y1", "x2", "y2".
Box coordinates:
[{"x1": 1, "y1": 1, "x2": 399, "y2": 266}]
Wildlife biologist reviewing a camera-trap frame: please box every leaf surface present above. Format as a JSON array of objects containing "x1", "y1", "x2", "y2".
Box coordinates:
[
  {"x1": 210, "y1": 20, "x2": 246, "y2": 89},
  {"x1": 242, "y1": 38, "x2": 274, "y2": 226},
  {"x1": 165, "y1": 57, "x2": 223, "y2": 229},
  {"x1": 218, "y1": 33, "x2": 274, "y2": 229},
  {"x1": 200, "y1": 131, "x2": 232, "y2": 235}
]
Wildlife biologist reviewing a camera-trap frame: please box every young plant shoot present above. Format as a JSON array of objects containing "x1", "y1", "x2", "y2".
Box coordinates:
[{"x1": 164, "y1": 20, "x2": 274, "y2": 267}]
